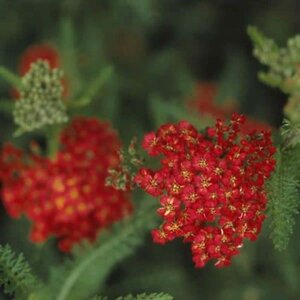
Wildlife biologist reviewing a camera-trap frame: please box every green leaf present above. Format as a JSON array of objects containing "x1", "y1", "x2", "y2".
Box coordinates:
[
  {"x1": 267, "y1": 148, "x2": 300, "y2": 251},
  {"x1": 248, "y1": 25, "x2": 300, "y2": 97},
  {"x1": 0, "y1": 67, "x2": 22, "y2": 89},
  {"x1": 247, "y1": 26, "x2": 268, "y2": 48},
  {"x1": 42, "y1": 199, "x2": 158, "y2": 300},
  {"x1": 115, "y1": 292, "x2": 174, "y2": 300},
  {"x1": 70, "y1": 66, "x2": 114, "y2": 109},
  {"x1": 0, "y1": 244, "x2": 38, "y2": 299},
  {"x1": 59, "y1": 17, "x2": 82, "y2": 98},
  {"x1": 90, "y1": 293, "x2": 173, "y2": 300},
  {"x1": 281, "y1": 119, "x2": 300, "y2": 148}
]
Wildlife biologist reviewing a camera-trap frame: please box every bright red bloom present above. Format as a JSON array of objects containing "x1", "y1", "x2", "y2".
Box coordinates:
[
  {"x1": 135, "y1": 113, "x2": 276, "y2": 268},
  {"x1": 12, "y1": 44, "x2": 68, "y2": 98},
  {"x1": 0, "y1": 117, "x2": 132, "y2": 252}
]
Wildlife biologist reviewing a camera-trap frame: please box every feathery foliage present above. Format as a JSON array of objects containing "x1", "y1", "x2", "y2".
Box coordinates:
[
  {"x1": 248, "y1": 26, "x2": 300, "y2": 95},
  {"x1": 39, "y1": 199, "x2": 158, "y2": 300},
  {"x1": 115, "y1": 293, "x2": 173, "y2": 300},
  {"x1": 267, "y1": 147, "x2": 300, "y2": 251},
  {"x1": 249, "y1": 26, "x2": 300, "y2": 123},
  {"x1": 0, "y1": 66, "x2": 22, "y2": 89},
  {"x1": 249, "y1": 26, "x2": 300, "y2": 251},
  {"x1": 91, "y1": 293, "x2": 173, "y2": 300},
  {"x1": 0, "y1": 244, "x2": 37, "y2": 299},
  {"x1": 281, "y1": 119, "x2": 300, "y2": 148}
]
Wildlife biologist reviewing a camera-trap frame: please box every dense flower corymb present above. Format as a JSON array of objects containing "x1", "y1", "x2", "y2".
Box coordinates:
[
  {"x1": 0, "y1": 117, "x2": 132, "y2": 252},
  {"x1": 135, "y1": 114, "x2": 276, "y2": 268}
]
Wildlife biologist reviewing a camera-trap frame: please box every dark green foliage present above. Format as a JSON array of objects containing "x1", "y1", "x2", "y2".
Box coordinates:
[
  {"x1": 267, "y1": 148, "x2": 300, "y2": 251},
  {"x1": 0, "y1": 244, "x2": 37, "y2": 299},
  {"x1": 0, "y1": 67, "x2": 22, "y2": 89},
  {"x1": 280, "y1": 119, "x2": 300, "y2": 148},
  {"x1": 92, "y1": 293, "x2": 173, "y2": 300},
  {"x1": 40, "y1": 200, "x2": 158, "y2": 300},
  {"x1": 115, "y1": 293, "x2": 173, "y2": 300}
]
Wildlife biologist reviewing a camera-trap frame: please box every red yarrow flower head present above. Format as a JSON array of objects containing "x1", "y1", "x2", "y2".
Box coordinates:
[
  {"x1": 135, "y1": 113, "x2": 276, "y2": 268},
  {"x1": 12, "y1": 44, "x2": 68, "y2": 99},
  {"x1": 0, "y1": 117, "x2": 132, "y2": 252}
]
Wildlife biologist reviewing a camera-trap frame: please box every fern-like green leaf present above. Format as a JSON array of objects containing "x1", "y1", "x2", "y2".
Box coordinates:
[
  {"x1": 115, "y1": 292, "x2": 174, "y2": 300},
  {"x1": 267, "y1": 148, "x2": 300, "y2": 251},
  {"x1": 247, "y1": 26, "x2": 280, "y2": 67},
  {"x1": 41, "y1": 200, "x2": 158, "y2": 300},
  {"x1": 0, "y1": 66, "x2": 22, "y2": 89},
  {"x1": 90, "y1": 293, "x2": 173, "y2": 300},
  {"x1": 281, "y1": 119, "x2": 300, "y2": 148},
  {"x1": 0, "y1": 244, "x2": 38, "y2": 299},
  {"x1": 248, "y1": 25, "x2": 300, "y2": 95}
]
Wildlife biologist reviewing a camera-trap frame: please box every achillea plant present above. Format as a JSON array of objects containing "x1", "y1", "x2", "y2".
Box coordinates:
[
  {"x1": 135, "y1": 113, "x2": 276, "y2": 267},
  {"x1": 1, "y1": 20, "x2": 300, "y2": 300},
  {"x1": 0, "y1": 117, "x2": 132, "y2": 252}
]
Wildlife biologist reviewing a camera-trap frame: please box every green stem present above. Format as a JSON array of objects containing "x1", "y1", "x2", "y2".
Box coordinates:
[
  {"x1": 56, "y1": 201, "x2": 157, "y2": 300},
  {"x1": 47, "y1": 125, "x2": 62, "y2": 158}
]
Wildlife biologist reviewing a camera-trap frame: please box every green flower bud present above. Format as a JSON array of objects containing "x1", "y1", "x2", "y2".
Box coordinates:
[{"x1": 13, "y1": 60, "x2": 68, "y2": 135}]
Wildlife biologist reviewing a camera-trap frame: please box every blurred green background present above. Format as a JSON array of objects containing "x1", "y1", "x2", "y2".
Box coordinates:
[{"x1": 1, "y1": 1, "x2": 300, "y2": 299}]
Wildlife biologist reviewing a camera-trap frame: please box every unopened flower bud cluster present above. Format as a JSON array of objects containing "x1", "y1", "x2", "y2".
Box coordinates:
[{"x1": 13, "y1": 60, "x2": 68, "y2": 133}]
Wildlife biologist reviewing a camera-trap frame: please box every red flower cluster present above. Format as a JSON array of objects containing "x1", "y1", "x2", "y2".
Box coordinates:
[
  {"x1": 12, "y1": 44, "x2": 68, "y2": 98},
  {"x1": 189, "y1": 83, "x2": 272, "y2": 134},
  {"x1": 135, "y1": 114, "x2": 275, "y2": 268},
  {"x1": 0, "y1": 117, "x2": 132, "y2": 252}
]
